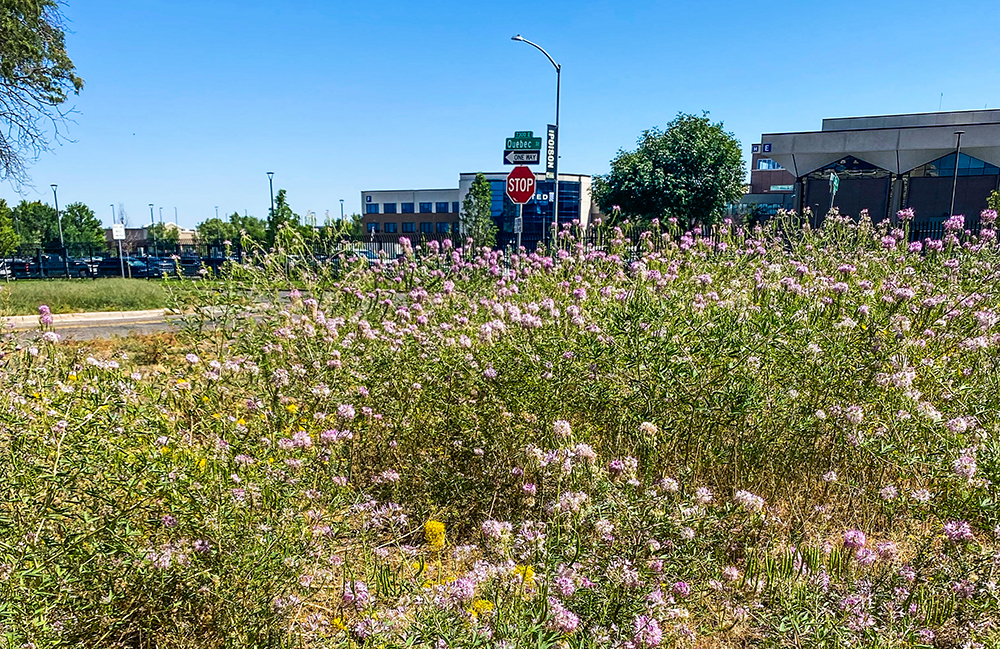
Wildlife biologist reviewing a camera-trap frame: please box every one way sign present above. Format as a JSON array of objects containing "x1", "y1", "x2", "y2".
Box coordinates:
[{"x1": 504, "y1": 150, "x2": 540, "y2": 165}]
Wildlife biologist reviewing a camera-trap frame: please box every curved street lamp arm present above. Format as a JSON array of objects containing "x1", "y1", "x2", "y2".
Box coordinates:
[{"x1": 511, "y1": 35, "x2": 560, "y2": 71}]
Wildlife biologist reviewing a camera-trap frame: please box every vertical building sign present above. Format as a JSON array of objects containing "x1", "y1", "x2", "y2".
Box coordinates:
[{"x1": 546, "y1": 124, "x2": 558, "y2": 181}]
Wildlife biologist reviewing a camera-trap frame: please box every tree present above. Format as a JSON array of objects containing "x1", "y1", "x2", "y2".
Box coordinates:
[
  {"x1": 1, "y1": 0, "x2": 84, "y2": 185},
  {"x1": 148, "y1": 222, "x2": 179, "y2": 250},
  {"x1": 592, "y1": 113, "x2": 746, "y2": 229},
  {"x1": 11, "y1": 199, "x2": 56, "y2": 246},
  {"x1": 197, "y1": 217, "x2": 236, "y2": 245},
  {"x1": 61, "y1": 202, "x2": 105, "y2": 250},
  {"x1": 461, "y1": 172, "x2": 497, "y2": 248},
  {"x1": 267, "y1": 189, "x2": 299, "y2": 245},
  {"x1": 989, "y1": 190, "x2": 1000, "y2": 214},
  {"x1": 229, "y1": 212, "x2": 267, "y2": 245},
  {"x1": 0, "y1": 199, "x2": 20, "y2": 258}
]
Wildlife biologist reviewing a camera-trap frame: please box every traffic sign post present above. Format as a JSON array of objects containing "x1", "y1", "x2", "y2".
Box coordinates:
[
  {"x1": 506, "y1": 166, "x2": 536, "y2": 204},
  {"x1": 514, "y1": 206, "x2": 523, "y2": 251},
  {"x1": 504, "y1": 150, "x2": 540, "y2": 165},
  {"x1": 112, "y1": 223, "x2": 126, "y2": 278}
]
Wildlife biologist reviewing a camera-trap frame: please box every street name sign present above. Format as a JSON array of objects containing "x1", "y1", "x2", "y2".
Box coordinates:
[
  {"x1": 505, "y1": 130, "x2": 543, "y2": 151},
  {"x1": 504, "y1": 150, "x2": 540, "y2": 165},
  {"x1": 545, "y1": 124, "x2": 558, "y2": 180},
  {"x1": 506, "y1": 166, "x2": 536, "y2": 204}
]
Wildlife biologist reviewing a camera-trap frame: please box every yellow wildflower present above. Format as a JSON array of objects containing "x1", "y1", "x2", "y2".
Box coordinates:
[
  {"x1": 68, "y1": 374, "x2": 77, "y2": 381},
  {"x1": 197, "y1": 458, "x2": 207, "y2": 470},
  {"x1": 286, "y1": 403, "x2": 298, "y2": 414},
  {"x1": 471, "y1": 599, "x2": 493, "y2": 615},
  {"x1": 425, "y1": 519, "x2": 446, "y2": 551},
  {"x1": 332, "y1": 617, "x2": 347, "y2": 631},
  {"x1": 514, "y1": 565, "x2": 535, "y2": 585}
]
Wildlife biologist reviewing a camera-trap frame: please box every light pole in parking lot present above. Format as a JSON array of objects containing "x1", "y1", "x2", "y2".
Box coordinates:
[
  {"x1": 267, "y1": 172, "x2": 275, "y2": 227},
  {"x1": 149, "y1": 204, "x2": 155, "y2": 255},
  {"x1": 512, "y1": 34, "x2": 561, "y2": 244},
  {"x1": 52, "y1": 184, "x2": 68, "y2": 277}
]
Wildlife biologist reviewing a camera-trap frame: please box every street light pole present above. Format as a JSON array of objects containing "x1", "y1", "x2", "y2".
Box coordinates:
[
  {"x1": 949, "y1": 130, "x2": 966, "y2": 218},
  {"x1": 51, "y1": 184, "x2": 67, "y2": 277},
  {"x1": 512, "y1": 34, "x2": 561, "y2": 245},
  {"x1": 149, "y1": 203, "x2": 155, "y2": 255},
  {"x1": 51, "y1": 184, "x2": 63, "y2": 247},
  {"x1": 340, "y1": 198, "x2": 344, "y2": 221},
  {"x1": 267, "y1": 172, "x2": 276, "y2": 228}
]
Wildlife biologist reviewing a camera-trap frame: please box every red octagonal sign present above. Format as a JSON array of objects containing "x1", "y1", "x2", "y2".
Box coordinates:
[{"x1": 506, "y1": 166, "x2": 536, "y2": 204}]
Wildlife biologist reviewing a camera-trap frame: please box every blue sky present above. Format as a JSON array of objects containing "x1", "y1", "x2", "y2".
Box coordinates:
[{"x1": 4, "y1": 0, "x2": 1000, "y2": 228}]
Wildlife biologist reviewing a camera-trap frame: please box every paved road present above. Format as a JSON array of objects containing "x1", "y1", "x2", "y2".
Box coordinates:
[{"x1": 14, "y1": 314, "x2": 182, "y2": 341}]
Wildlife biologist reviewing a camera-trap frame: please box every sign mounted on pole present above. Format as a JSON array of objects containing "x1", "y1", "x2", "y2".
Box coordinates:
[
  {"x1": 506, "y1": 166, "x2": 536, "y2": 205},
  {"x1": 112, "y1": 223, "x2": 126, "y2": 241},
  {"x1": 504, "y1": 150, "x2": 540, "y2": 165},
  {"x1": 505, "y1": 130, "x2": 543, "y2": 151},
  {"x1": 546, "y1": 124, "x2": 558, "y2": 180}
]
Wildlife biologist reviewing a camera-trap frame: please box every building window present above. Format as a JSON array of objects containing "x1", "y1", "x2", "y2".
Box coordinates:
[
  {"x1": 384, "y1": 203, "x2": 397, "y2": 214},
  {"x1": 436, "y1": 202, "x2": 449, "y2": 213},
  {"x1": 384, "y1": 222, "x2": 398, "y2": 233},
  {"x1": 452, "y1": 222, "x2": 460, "y2": 233},
  {"x1": 419, "y1": 202, "x2": 432, "y2": 213},
  {"x1": 435, "y1": 222, "x2": 449, "y2": 233},
  {"x1": 420, "y1": 222, "x2": 432, "y2": 233},
  {"x1": 402, "y1": 222, "x2": 415, "y2": 233},
  {"x1": 756, "y1": 159, "x2": 783, "y2": 171},
  {"x1": 366, "y1": 204, "x2": 379, "y2": 214},
  {"x1": 910, "y1": 152, "x2": 1000, "y2": 178},
  {"x1": 366, "y1": 222, "x2": 379, "y2": 233},
  {"x1": 452, "y1": 201, "x2": 460, "y2": 214},
  {"x1": 401, "y1": 202, "x2": 414, "y2": 213}
]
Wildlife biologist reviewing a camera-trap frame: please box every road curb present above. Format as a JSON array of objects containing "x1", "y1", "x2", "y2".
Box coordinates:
[{"x1": 4, "y1": 308, "x2": 176, "y2": 331}]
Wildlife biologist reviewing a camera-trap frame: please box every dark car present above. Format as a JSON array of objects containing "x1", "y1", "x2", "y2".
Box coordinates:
[
  {"x1": 12, "y1": 254, "x2": 92, "y2": 279},
  {"x1": 97, "y1": 257, "x2": 151, "y2": 278}
]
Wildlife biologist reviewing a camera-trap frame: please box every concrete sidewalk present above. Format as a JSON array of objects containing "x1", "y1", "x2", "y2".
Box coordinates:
[{"x1": 5, "y1": 308, "x2": 177, "y2": 331}]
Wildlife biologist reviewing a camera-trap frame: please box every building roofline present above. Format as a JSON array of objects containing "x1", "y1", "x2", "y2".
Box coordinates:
[
  {"x1": 360, "y1": 188, "x2": 458, "y2": 193},
  {"x1": 823, "y1": 108, "x2": 1000, "y2": 121}
]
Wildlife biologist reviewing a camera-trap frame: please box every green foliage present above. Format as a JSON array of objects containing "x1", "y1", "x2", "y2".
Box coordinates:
[
  {"x1": 2, "y1": 217, "x2": 1000, "y2": 647},
  {"x1": 462, "y1": 172, "x2": 497, "y2": 248},
  {"x1": 9, "y1": 200, "x2": 103, "y2": 249},
  {"x1": 1, "y1": 278, "x2": 167, "y2": 314},
  {"x1": 229, "y1": 211, "x2": 267, "y2": 245},
  {"x1": 60, "y1": 202, "x2": 105, "y2": 248},
  {"x1": 148, "y1": 221, "x2": 180, "y2": 247},
  {"x1": 0, "y1": 198, "x2": 19, "y2": 255},
  {"x1": 988, "y1": 189, "x2": 1000, "y2": 213},
  {"x1": 267, "y1": 189, "x2": 299, "y2": 246},
  {"x1": 196, "y1": 217, "x2": 236, "y2": 245},
  {"x1": 0, "y1": 0, "x2": 83, "y2": 184},
  {"x1": 593, "y1": 112, "x2": 746, "y2": 228}
]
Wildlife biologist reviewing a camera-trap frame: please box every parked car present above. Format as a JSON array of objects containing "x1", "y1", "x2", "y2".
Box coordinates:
[{"x1": 11, "y1": 254, "x2": 92, "y2": 279}]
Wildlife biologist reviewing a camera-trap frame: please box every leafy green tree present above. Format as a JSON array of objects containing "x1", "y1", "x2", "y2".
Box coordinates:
[
  {"x1": 61, "y1": 202, "x2": 105, "y2": 249},
  {"x1": 148, "y1": 222, "x2": 180, "y2": 250},
  {"x1": 267, "y1": 189, "x2": 299, "y2": 246},
  {"x1": 988, "y1": 190, "x2": 1000, "y2": 213},
  {"x1": 229, "y1": 212, "x2": 267, "y2": 245},
  {"x1": 461, "y1": 172, "x2": 497, "y2": 248},
  {"x1": 0, "y1": 199, "x2": 20, "y2": 257},
  {"x1": 11, "y1": 199, "x2": 56, "y2": 246},
  {"x1": 592, "y1": 113, "x2": 746, "y2": 229},
  {"x1": 1, "y1": 0, "x2": 84, "y2": 185},
  {"x1": 197, "y1": 217, "x2": 237, "y2": 245}
]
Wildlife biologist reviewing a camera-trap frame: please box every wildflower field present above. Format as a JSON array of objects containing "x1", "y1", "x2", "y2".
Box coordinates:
[{"x1": 2, "y1": 210, "x2": 1000, "y2": 648}]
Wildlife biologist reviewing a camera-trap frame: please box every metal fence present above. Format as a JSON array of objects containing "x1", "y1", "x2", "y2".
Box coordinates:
[{"x1": 2, "y1": 216, "x2": 988, "y2": 281}]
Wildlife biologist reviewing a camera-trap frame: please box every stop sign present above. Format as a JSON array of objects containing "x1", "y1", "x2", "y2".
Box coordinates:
[{"x1": 506, "y1": 166, "x2": 536, "y2": 204}]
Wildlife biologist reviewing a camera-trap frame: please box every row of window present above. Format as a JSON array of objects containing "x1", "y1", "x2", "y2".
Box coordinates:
[
  {"x1": 756, "y1": 158, "x2": 785, "y2": 171},
  {"x1": 366, "y1": 201, "x2": 459, "y2": 215},
  {"x1": 366, "y1": 222, "x2": 460, "y2": 234}
]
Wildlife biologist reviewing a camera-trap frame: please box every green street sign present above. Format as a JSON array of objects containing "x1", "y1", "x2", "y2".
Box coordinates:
[
  {"x1": 829, "y1": 172, "x2": 840, "y2": 194},
  {"x1": 506, "y1": 130, "x2": 542, "y2": 151}
]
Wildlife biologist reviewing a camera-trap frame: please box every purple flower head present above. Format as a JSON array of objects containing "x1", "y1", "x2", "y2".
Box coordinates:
[
  {"x1": 672, "y1": 581, "x2": 690, "y2": 598},
  {"x1": 843, "y1": 529, "x2": 867, "y2": 550},
  {"x1": 343, "y1": 580, "x2": 370, "y2": 606},
  {"x1": 943, "y1": 520, "x2": 974, "y2": 543},
  {"x1": 633, "y1": 615, "x2": 663, "y2": 647}
]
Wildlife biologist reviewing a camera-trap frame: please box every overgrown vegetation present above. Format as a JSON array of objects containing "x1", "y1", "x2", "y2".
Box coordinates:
[
  {"x1": 0, "y1": 277, "x2": 167, "y2": 314},
  {"x1": 2, "y1": 211, "x2": 1000, "y2": 648}
]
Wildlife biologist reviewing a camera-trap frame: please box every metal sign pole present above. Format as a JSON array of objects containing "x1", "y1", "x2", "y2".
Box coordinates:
[
  {"x1": 118, "y1": 240, "x2": 125, "y2": 278},
  {"x1": 517, "y1": 203, "x2": 522, "y2": 251}
]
